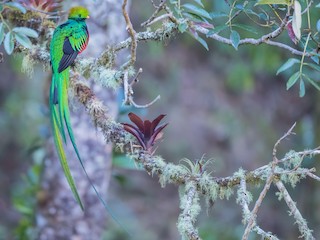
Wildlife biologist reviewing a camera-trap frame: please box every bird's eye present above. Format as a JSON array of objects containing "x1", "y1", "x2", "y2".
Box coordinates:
[{"x1": 78, "y1": 14, "x2": 81, "y2": 17}]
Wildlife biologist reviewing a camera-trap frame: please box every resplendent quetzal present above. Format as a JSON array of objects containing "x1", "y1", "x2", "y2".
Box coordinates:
[
  {"x1": 50, "y1": 6, "x2": 126, "y2": 230},
  {"x1": 50, "y1": 6, "x2": 90, "y2": 209}
]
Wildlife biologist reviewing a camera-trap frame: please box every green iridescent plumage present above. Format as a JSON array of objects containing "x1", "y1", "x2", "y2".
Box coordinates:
[
  {"x1": 49, "y1": 8, "x2": 125, "y2": 230},
  {"x1": 50, "y1": 6, "x2": 89, "y2": 209}
]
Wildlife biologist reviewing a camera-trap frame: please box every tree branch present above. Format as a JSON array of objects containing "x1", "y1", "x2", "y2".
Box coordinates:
[
  {"x1": 122, "y1": 0, "x2": 137, "y2": 69},
  {"x1": 242, "y1": 123, "x2": 297, "y2": 240},
  {"x1": 275, "y1": 181, "x2": 315, "y2": 239},
  {"x1": 177, "y1": 181, "x2": 201, "y2": 240}
]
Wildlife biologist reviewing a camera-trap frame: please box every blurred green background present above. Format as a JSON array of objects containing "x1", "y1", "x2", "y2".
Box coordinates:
[{"x1": 1, "y1": 0, "x2": 320, "y2": 239}]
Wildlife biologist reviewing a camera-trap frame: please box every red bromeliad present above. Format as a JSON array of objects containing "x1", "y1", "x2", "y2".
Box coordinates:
[{"x1": 122, "y1": 112, "x2": 168, "y2": 153}]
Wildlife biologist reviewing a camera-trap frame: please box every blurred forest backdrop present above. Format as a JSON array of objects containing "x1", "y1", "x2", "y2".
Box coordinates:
[{"x1": 1, "y1": 0, "x2": 320, "y2": 240}]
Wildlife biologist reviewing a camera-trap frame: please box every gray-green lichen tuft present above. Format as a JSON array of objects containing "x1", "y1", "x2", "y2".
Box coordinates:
[
  {"x1": 280, "y1": 172, "x2": 306, "y2": 188},
  {"x1": 91, "y1": 67, "x2": 123, "y2": 89},
  {"x1": 219, "y1": 185, "x2": 234, "y2": 200},
  {"x1": 253, "y1": 226, "x2": 279, "y2": 240},
  {"x1": 159, "y1": 163, "x2": 187, "y2": 187},
  {"x1": 295, "y1": 218, "x2": 314, "y2": 239},
  {"x1": 75, "y1": 58, "x2": 94, "y2": 79},
  {"x1": 160, "y1": 21, "x2": 177, "y2": 43},
  {"x1": 198, "y1": 173, "x2": 219, "y2": 203},
  {"x1": 283, "y1": 150, "x2": 303, "y2": 169},
  {"x1": 275, "y1": 191, "x2": 284, "y2": 201},
  {"x1": 21, "y1": 53, "x2": 35, "y2": 78}
]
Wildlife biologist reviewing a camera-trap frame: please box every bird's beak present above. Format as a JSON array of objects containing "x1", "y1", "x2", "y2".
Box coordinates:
[{"x1": 87, "y1": 16, "x2": 90, "y2": 19}]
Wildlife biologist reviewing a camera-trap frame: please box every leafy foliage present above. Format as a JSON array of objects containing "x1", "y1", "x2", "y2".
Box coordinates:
[
  {"x1": 169, "y1": 0, "x2": 211, "y2": 49},
  {"x1": 276, "y1": 56, "x2": 320, "y2": 97},
  {"x1": 0, "y1": 2, "x2": 39, "y2": 55},
  {"x1": 166, "y1": 0, "x2": 320, "y2": 96}
]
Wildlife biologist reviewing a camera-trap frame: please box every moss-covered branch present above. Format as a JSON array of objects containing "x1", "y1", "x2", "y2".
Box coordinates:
[
  {"x1": 177, "y1": 182, "x2": 201, "y2": 240},
  {"x1": 70, "y1": 77, "x2": 319, "y2": 240}
]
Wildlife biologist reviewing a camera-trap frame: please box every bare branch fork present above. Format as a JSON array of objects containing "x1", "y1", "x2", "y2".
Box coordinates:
[
  {"x1": 241, "y1": 123, "x2": 315, "y2": 240},
  {"x1": 123, "y1": 68, "x2": 160, "y2": 108}
]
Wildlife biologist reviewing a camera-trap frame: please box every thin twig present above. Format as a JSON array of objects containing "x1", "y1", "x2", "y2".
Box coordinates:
[
  {"x1": 24, "y1": 6, "x2": 65, "y2": 16},
  {"x1": 130, "y1": 95, "x2": 161, "y2": 108},
  {"x1": 123, "y1": 70, "x2": 160, "y2": 108},
  {"x1": 241, "y1": 173, "x2": 274, "y2": 240},
  {"x1": 253, "y1": 226, "x2": 279, "y2": 240},
  {"x1": 278, "y1": 147, "x2": 320, "y2": 164},
  {"x1": 141, "y1": 0, "x2": 167, "y2": 27},
  {"x1": 301, "y1": 0, "x2": 313, "y2": 15},
  {"x1": 129, "y1": 67, "x2": 143, "y2": 86},
  {"x1": 122, "y1": 0, "x2": 137, "y2": 69},
  {"x1": 273, "y1": 122, "x2": 297, "y2": 161},
  {"x1": 144, "y1": 13, "x2": 172, "y2": 27},
  {"x1": 225, "y1": 0, "x2": 248, "y2": 25},
  {"x1": 237, "y1": 177, "x2": 251, "y2": 222},
  {"x1": 275, "y1": 181, "x2": 315, "y2": 239},
  {"x1": 306, "y1": 172, "x2": 320, "y2": 181},
  {"x1": 242, "y1": 123, "x2": 297, "y2": 240}
]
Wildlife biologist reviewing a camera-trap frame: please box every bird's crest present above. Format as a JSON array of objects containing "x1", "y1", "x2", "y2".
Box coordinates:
[{"x1": 68, "y1": 6, "x2": 90, "y2": 19}]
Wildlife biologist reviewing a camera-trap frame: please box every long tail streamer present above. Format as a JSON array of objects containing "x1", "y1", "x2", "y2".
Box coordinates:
[{"x1": 50, "y1": 71, "x2": 130, "y2": 234}]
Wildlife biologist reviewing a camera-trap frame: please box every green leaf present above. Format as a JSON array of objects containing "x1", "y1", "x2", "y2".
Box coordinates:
[
  {"x1": 13, "y1": 27, "x2": 38, "y2": 38},
  {"x1": 4, "y1": 32, "x2": 14, "y2": 55},
  {"x1": 182, "y1": 12, "x2": 206, "y2": 22},
  {"x1": 305, "y1": 63, "x2": 320, "y2": 72},
  {"x1": 210, "y1": 12, "x2": 228, "y2": 19},
  {"x1": 4, "y1": 2, "x2": 26, "y2": 14},
  {"x1": 255, "y1": 0, "x2": 290, "y2": 5},
  {"x1": 258, "y1": 13, "x2": 268, "y2": 21},
  {"x1": 182, "y1": 3, "x2": 212, "y2": 20},
  {"x1": 276, "y1": 58, "x2": 300, "y2": 75},
  {"x1": 14, "y1": 33, "x2": 32, "y2": 48},
  {"x1": 206, "y1": 25, "x2": 228, "y2": 36},
  {"x1": 299, "y1": 79, "x2": 305, "y2": 97},
  {"x1": 188, "y1": 30, "x2": 209, "y2": 50},
  {"x1": 195, "y1": 35, "x2": 209, "y2": 50},
  {"x1": 235, "y1": 4, "x2": 244, "y2": 10},
  {"x1": 286, "y1": 71, "x2": 300, "y2": 90},
  {"x1": 304, "y1": 74, "x2": 320, "y2": 91},
  {"x1": 232, "y1": 24, "x2": 258, "y2": 34},
  {"x1": 178, "y1": 22, "x2": 188, "y2": 33},
  {"x1": 0, "y1": 23, "x2": 4, "y2": 45},
  {"x1": 230, "y1": 30, "x2": 240, "y2": 50},
  {"x1": 311, "y1": 55, "x2": 319, "y2": 64}
]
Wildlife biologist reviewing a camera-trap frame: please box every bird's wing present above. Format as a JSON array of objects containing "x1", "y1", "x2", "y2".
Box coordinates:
[{"x1": 58, "y1": 24, "x2": 89, "y2": 73}]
